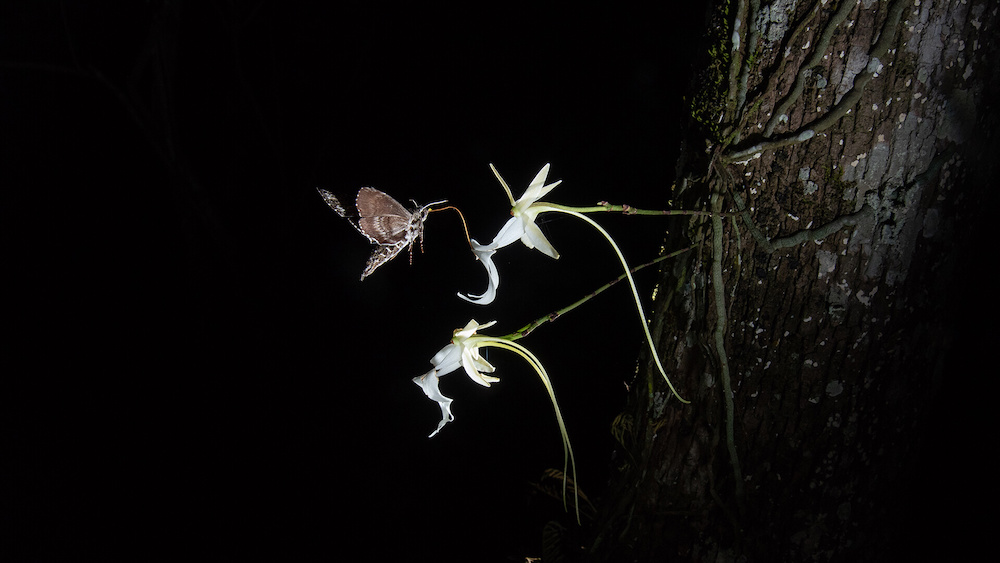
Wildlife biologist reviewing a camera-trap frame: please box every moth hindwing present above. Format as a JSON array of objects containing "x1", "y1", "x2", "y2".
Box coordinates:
[{"x1": 317, "y1": 187, "x2": 446, "y2": 280}]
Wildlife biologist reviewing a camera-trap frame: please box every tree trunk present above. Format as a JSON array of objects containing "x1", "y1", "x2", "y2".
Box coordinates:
[{"x1": 585, "y1": 0, "x2": 998, "y2": 560}]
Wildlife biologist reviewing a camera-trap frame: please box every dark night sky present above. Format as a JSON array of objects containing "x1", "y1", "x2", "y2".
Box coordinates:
[
  {"x1": 5, "y1": 2, "x2": 993, "y2": 561},
  {"x1": 3, "y1": 2, "x2": 711, "y2": 560}
]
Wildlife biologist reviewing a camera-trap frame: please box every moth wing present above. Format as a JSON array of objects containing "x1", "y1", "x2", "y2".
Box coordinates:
[
  {"x1": 358, "y1": 215, "x2": 411, "y2": 244},
  {"x1": 317, "y1": 188, "x2": 349, "y2": 217},
  {"x1": 355, "y1": 187, "x2": 414, "y2": 244},
  {"x1": 355, "y1": 187, "x2": 411, "y2": 218},
  {"x1": 360, "y1": 242, "x2": 406, "y2": 280},
  {"x1": 317, "y1": 187, "x2": 378, "y2": 242}
]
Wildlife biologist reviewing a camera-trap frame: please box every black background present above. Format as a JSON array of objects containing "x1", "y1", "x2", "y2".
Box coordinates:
[
  {"x1": 4, "y1": 2, "x2": 993, "y2": 561},
  {"x1": 3, "y1": 2, "x2": 708, "y2": 560}
]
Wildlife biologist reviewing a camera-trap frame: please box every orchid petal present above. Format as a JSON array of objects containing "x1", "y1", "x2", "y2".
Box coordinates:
[
  {"x1": 521, "y1": 163, "x2": 561, "y2": 203},
  {"x1": 453, "y1": 321, "x2": 478, "y2": 340},
  {"x1": 430, "y1": 342, "x2": 462, "y2": 375},
  {"x1": 489, "y1": 216, "x2": 526, "y2": 250},
  {"x1": 461, "y1": 346, "x2": 499, "y2": 386},
  {"x1": 412, "y1": 370, "x2": 455, "y2": 437},
  {"x1": 458, "y1": 319, "x2": 495, "y2": 334},
  {"x1": 458, "y1": 239, "x2": 500, "y2": 304},
  {"x1": 489, "y1": 163, "x2": 517, "y2": 206},
  {"x1": 520, "y1": 219, "x2": 560, "y2": 259}
]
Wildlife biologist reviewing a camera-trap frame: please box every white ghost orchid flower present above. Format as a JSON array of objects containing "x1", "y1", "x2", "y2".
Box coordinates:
[
  {"x1": 458, "y1": 164, "x2": 562, "y2": 304},
  {"x1": 488, "y1": 163, "x2": 562, "y2": 259},
  {"x1": 412, "y1": 319, "x2": 499, "y2": 437}
]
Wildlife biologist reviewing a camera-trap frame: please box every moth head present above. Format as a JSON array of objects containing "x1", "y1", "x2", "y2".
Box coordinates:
[
  {"x1": 404, "y1": 199, "x2": 446, "y2": 261},
  {"x1": 410, "y1": 199, "x2": 447, "y2": 237}
]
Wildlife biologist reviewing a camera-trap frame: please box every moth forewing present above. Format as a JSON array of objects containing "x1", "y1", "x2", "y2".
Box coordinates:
[{"x1": 355, "y1": 187, "x2": 411, "y2": 219}]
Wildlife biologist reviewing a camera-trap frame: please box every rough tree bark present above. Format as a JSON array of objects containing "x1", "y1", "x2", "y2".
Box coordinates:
[{"x1": 582, "y1": 1, "x2": 998, "y2": 561}]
